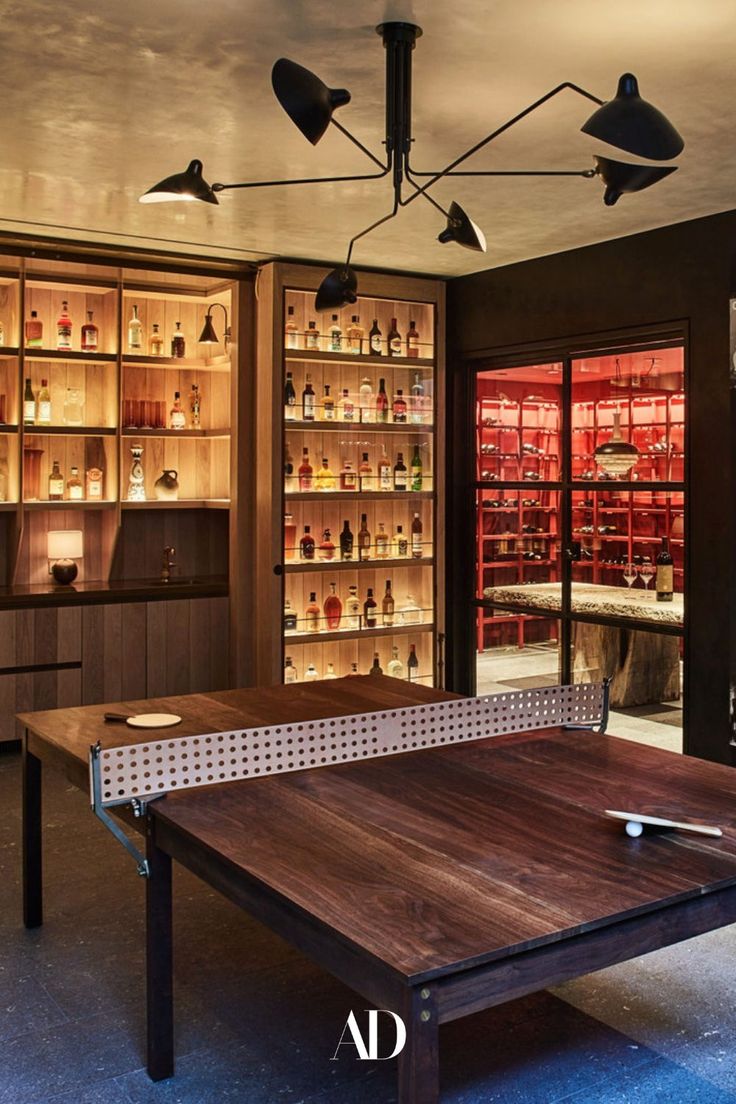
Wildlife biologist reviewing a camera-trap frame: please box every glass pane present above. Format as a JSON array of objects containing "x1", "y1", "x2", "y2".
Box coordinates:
[
  {"x1": 477, "y1": 489, "x2": 562, "y2": 603},
  {"x1": 476, "y1": 612, "x2": 561, "y2": 695},
  {"x1": 476, "y1": 362, "x2": 562, "y2": 484},
  {"x1": 571, "y1": 346, "x2": 684, "y2": 483}
]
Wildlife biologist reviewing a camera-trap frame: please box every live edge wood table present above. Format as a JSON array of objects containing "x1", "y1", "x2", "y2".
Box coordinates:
[{"x1": 19, "y1": 676, "x2": 736, "y2": 1104}]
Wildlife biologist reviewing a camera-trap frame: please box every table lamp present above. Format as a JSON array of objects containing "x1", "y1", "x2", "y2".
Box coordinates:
[{"x1": 47, "y1": 530, "x2": 83, "y2": 585}]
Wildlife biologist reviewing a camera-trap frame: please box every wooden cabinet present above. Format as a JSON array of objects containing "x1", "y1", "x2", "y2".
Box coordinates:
[
  {"x1": 0, "y1": 607, "x2": 82, "y2": 741},
  {"x1": 146, "y1": 597, "x2": 229, "y2": 697}
]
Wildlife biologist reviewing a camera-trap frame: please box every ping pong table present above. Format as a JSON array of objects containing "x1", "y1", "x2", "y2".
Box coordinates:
[{"x1": 19, "y1": 675, "x2": 736, "y2": 1104}]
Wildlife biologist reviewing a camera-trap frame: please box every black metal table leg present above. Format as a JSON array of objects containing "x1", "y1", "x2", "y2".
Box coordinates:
[
  {"x1": 22, "y1": 734, "x2": 43, "y2": 929},
  {"x1": 146, "y1": 819, "x2": 174, "y2": 1081}
]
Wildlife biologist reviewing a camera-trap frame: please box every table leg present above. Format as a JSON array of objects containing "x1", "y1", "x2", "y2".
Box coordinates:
[
  {"x1": 146, "y1": 820, "x2": 174, "y2": 1081},
  {"x1": 397, "y1": 986, "x2": 439, "y2": 1104},
  {"x1": 22, "y1": 734, "x2": 43, "y2": 929}
]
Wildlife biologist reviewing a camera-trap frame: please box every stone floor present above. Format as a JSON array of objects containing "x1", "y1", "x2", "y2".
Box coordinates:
[{"x1": 3, "y1": 728, "x2": 736, "y2": 1104}]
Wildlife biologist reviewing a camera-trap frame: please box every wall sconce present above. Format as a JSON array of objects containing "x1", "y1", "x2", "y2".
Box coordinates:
[
  {"x1": 47, "y1": 530, "x2": 83, "y2": 585},
  {"x1": 198, "y1": 302, "x2": 231, "y2": 349}
]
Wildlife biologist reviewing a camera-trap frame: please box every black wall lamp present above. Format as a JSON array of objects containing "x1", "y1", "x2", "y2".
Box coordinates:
[
  {"x1": 141, "y1": 22, "x2": 683, "y2": 311},
  {"x1": 198, "y1": 302, "x2": 231, "y2": 348}
]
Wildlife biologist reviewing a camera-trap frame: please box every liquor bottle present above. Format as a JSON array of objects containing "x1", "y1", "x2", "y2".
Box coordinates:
[
  {"x1": 358, "y1": 513, "x2": 371, "y2": 561},
  {"x1": 347, "y1": 661, "x2": 360, "y2": 677},
  {"x1": 25, "y1": 310, "x2": 43, "y2": 349},
  {"x1": 284, "y1": 371, "x2": 297, "y2": 420},
  {"x1": 285, "y1": 305, "x2": 299, "y2": 350},
  {"x1": 298, "y1": 447, "x2": 313, "y2": 491},
  {"x1": 169, "y1": 391, "x2": 186, "y2": 429},
  {"x1": 81, "y1": 310, "x2": 99, "y2": 352},
  {"x1": 305, "y1": 591, "x2": 321, "y2": 633},
  {"x1": 407, "y1": 644, "x2": 419, "y2": 681},
  {"x1": 284, "y1": 656, "x2": 298, "y2": 683},
  {"x1": 410, "y1": 444, "x2": 423, "y2": 491},
  {"x1": 346, "y1": 315, "x2": 363, "y2": 354},
  {"x1": 393, "y1": 451, "x2": 408, "y2": 491},
  {"x1": 339, "y1": 519, "x2": 354, "y2": 560},
  {"x1": 314, "y1": 457, "x2": 336, "y2": 491},
  {"x1": 407, "y1": 320, "x2": 420, "y2": 358},
  {"x1": 375, "y1": 378, "x2": 389, "y2": 423},
  {"x1": 56, "y1": 301, "x2": 72, "y2": 351},
  {"x1": 128, "y1": 304, "x2": 142, "y2": 351},
  {"x1": 328, "y1": 314, "x2": 342, "y2": 352},
  {"x1": 189, "y1": 383, "x2": 201, "y2": 429},
  {"x1": 304, "y1": 663, "x2": 319, "y2": 682},
  {"x1": 299, "y1": 525, "x2": 315, "y2": 560},
  {"x1": 399, "y1": 593, "x2": 422, "y2": 625},
  {"x1": 305, "y1": 320, "x2": 320, "y2": 351},
  {"x1": 324, "y1": 582, "x2": 343, "y2": 629},
  {"x1": 283, "y1": 598, "x2": 297, "y2": 632},
  {"x1": 302, "y1": 374, "x2": 316, "y2": 420},
  {"x1": 339, "y1": 387, "x2": 355, "y2": 421},
  {"x1": 363, "y1": 587, "x2": 377, "y2": 628},
  {"x1": 359, "y1": 452, "x2": 373, "y2": 492},
  {"x1": 392, "y1": 389, "x2": 407, "y2": 423},
  {"x1": 86, "y1": 467, "x2": 103, "y2": 500},
  {"x1": 359, "y1": 377, "x2": 374, "y2": 423},
  {"x1": 324, "y1": 663, "x2": 338, "y2": 680},
  {"x1": 48, "y1": 460, "x2": 64, "y2": 500},
  {"x1": 36, "y1": 379, "x2": 51, "y2": 425},
  {"x1": 318, "y1": 528, "x2": 336, "y2": 560},
  {"x1": 340, "y1": 459, "x2": 357, "y2": 491},
  {"x1": 322, "y1": 384, "x2": 335, "y2": 420},
  {"x1": 411, "y1": 512, "x2": 423, "y2": 558},
  {"x1": 378, "y1": 446, "x2": 392, "y2": 491},
  {"x1": 149, "y1": 323, "x2": 164, "y2": 356},
  {"x1": 171, "y1": 321, "x2": 185, "y2": 358},
  {"x1": 393, "y1": 524, "x2": 408, "y2": 558},
  {"x1": 66, "y1": 466, "x2": 83, "y2": 500},
  {"x1": 345, "y1": 584, "x2": 360, "y2": 629},
  {"x1": 656, "y1": 537, "x2": 674, "y2": 602},
  {"x1": 410, "y1": 373, "x2": 425, "y2": 424},
  {"x1": 284, "y1": 511, "x2": 297, "y2": 560},
  {"x1": 387, "y1": 646, "x2": 403, "y2": 679},
  {"x1": 284, "y1": 443, "x2": 298, "y2": 494},
  {"x1": 368, "y1": 319, "x2": 382, "y2": 355},
  {"x1": 387, "y1": 317, "x2": 402, "y2": 357},
  {"x1": 23, "y1": 378, "x2": 36, "y2": 425},
  {"x1": 370, "y1": 653, "x2": 383, "y2": 676},
  {"x1": 375, "y1": 523, "x2": 389, "y2": 558},
  {"x1": 382, "y1": 579, "x2": 394, "y2": 626}
]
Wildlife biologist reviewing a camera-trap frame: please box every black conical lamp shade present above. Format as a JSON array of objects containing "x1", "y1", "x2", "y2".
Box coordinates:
[
  {"x1": 595, "y1": 155, "x2": 678, "y2": 207},
  {"x1": 437, "y1": 201, "x2": 487, "y2": 252},
  {"x1": 581, "y1": 74, "x2": 684, "y2": 162},
  {"x1": 272, "y1": 59, "x2": 351, "y2": 145},
  {"x1": 315, "y1": 266, "x2": 358, "y2": 312},
  {"x1": 139, "y1": 159, "x2": 218, "y2": 205},
  {"x1": 198, "y1": 313, "x2": 219, "y2": 343}
]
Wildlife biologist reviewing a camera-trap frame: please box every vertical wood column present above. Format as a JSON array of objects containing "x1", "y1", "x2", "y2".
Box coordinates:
[{"x1": 397, "y1": 985, "x2": 439, "y2": 1104}]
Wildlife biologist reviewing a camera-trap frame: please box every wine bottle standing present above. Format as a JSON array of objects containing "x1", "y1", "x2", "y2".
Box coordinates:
[
  {"x1": 655, "y1": 537, "x2": 674, "y2": 602},
  {"x1": 368, "y1": 319, "x2": 382, "y2": 355}
]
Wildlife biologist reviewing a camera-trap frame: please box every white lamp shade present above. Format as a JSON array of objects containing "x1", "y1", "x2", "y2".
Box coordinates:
[{"x1": 47, "y1": 530, "x2": 84, "y2": 560}]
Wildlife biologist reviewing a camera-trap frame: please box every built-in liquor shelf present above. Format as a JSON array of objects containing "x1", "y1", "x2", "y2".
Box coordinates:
[
  {"x1": 24, "y1": 349, "x2": 118, "y2": 364},
  {"x1": 23, "y1": 499, "x2": 117, "y2": 511},
  {"x1": 285, "y1": 621, "x2": 434, "y2": 646},
  {"x1": 285, "y1": 490, "x2": 433, "y2": 502},
  {"x1": 121, "y1": 428, "x2": 230, "y2": 438},
  {"x1": 285, "y1": 556, "x2": 433, "y2": 574},
  {"x1": 122, "y1": 353, "x2": 231, "y2": 372},
  {"x1": 285, "y1": 419, "x2": 433, "y2": 433},
  {"x1": 121, "y1": 499, "x2": 230, "y2": 510},
  {"x1": 26, "y1": 425, "x2": 116, "y2": 436},
  {"x1": 0, "y1": 502, "x2": 18, "y2": 511},
  {"x1": 285, "y1": 349, "x2": 434, "y2": 370},
  {"x1": 0, "y1": 347, "x2": 20, "y2": 359},
  {"x1": 0, "y1": 425, "x2": 19, "y2": 434}
]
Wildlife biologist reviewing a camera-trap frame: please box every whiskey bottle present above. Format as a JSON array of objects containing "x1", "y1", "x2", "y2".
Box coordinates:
[
  {"x1": 149, "y1": 323, "x2": 164, "y2": 356},
  {"x1": 407, "y1": 320, "x2": 420, "y2": 358},
  {"x1": 340, "y1": 459, "x2": 357, "y2": 491},
  {"x1": 322, "y1": 384, "x2": 335, "y2": 420},
  {"x1": 387, "y1": 317, "x2": 402, "y2": 357},
  {"x1": 25, "y1": 310, "x2": 43, "y2": 349},
  {"x1": 81, "y1": 310, "x2": 99, "y2": 352},
  {"x1": 36, "y1": 379, "x2": 51, "y2": 425},
  {"x1": 318, "y1": 528, "x2": 336, "y2": 560},
  {"x1": 324, "y1": 582, "x2": 343, "y2": 629},
  {"x1": 392, "y1": 389, "x2": 407, "y2": 423},
  {"x1": 410, "y1": 444, "x2": 423, "y2": 491},
  {"x1": 328, "y1": 314, "x2": 342, "y2": 352},
  {"x1": 339, "y1": 387, "x2": 355, "y2": 421},
  {"x1": 393, "y1": 524, "x2": 408, "y2": 558},
  {"x1": 284, "y1": 371, "x2": 297, "y2": 420},
  {"x1": 382, "y1": 579, "x2": 394, "y2": 626},
  {"x1": 305, "y1": 591, "x2": 321, "y2": 633},
  {"x1": 86, "y1": 467, "x2": 103, "y2": 500},
  {"x1": 393, "y1": 452, "x2": 408, "y2": 491},
  {"x1": 298, "y1": 447, "x2": 313, "y2": 491},
  {"x1": 56, "y1": 301, "x2": 72, "y2": 351},
  {"x1": 171, "y1": 321, "x2": 185, "y2": 358},
  {"x1": 386, "y1": 645, "x2": 404, "y2": 678},
  {"x1": 358, "y1": 513, "x2": 371, "y2": 561},
  {"x1": 363, "y1": 588, "x2": 377, "y2": 628},
  {"x1": 359, "y1": 452, "x2": 373, "y2": 492},
  {"x1": 189, "y1": 383, "x2": 201, "y2": 428},
  {"x1": 370, "y1": 653, "x2": 383, "y2": 676},
  {"x1": 304, "y1": 663, "x2": 319, "y2": 682},
  {"x1": 283, "y1": 599, "x2": 297, "y2": 632},
  {"x1": 285, "y1": 305, "x2": 299, "y2": 350},
  {"x1": 302, "y1": 374, "x2": 316, "y2": 420},
  {"x1": 339, "y1": 519, "x2": 354, "y2": 560},
  {"x1": 284, "y1": 655, "x2": 298, "y2": 683},
  {"x1": 324, "y1": 662, "x2": 338, "y2": 679},
  {"x1": 410, "y1": 373, "x2": 425, "y2": 424},
  {"x1": 656, "y1": 537, "x2": 674, "y2": 602},
  {"x1": 375, "y1": 378, "x2": 389, "y2": 423},
  {"x1": 411, "y1": 512, "x2": 423, "y2": 558},
  {"x1": 169, "y1": 391, "x2": 186, "y2": 430},
  {"x1": 305, "y1": 320, "x2": 320, "y2": 351},
  {"x1": 284, "y1": 511, "x2": 297, "y2": 559},
  {"x1": 128, "y1": 304, "x2": 143, "y2": 351},
  {"x1": 375, "y1": 523, "x2": 389, "y2": 559},
  {"x1": 407, "y1": 643, "x2": 419, "y2": 681},
  {"x1": 66, "y1": 466, "x2": 83, "y2": 500},
  {"x1": 368, "y1": 319, "x2": 382, "y2": 355},
  {"x1": 48, "y1": 460, "x2": 64, "y2": 500},
  {"x1": 345, "y1": 584, "x2": 360, "y2": 628},
  {"x1": 378, "y1": 446, "x2": 392, "y2": 491},
  {"x1": 359, "y1": 377, "x2": 374, "y2": 423},
  {"x1": 346, "y1": 315, "x2": 363, "y2": 354},
  {"x1": 314, "y1": 457, "x2": 336, "y2": 491},
  {"x1": 299, "y1": 525, "x2": 315, "y2": 560}
]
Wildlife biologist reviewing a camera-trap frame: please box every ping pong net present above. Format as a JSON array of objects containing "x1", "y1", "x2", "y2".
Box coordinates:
[{"x1": 90, "y1": 679, "x2": 610, "y2": 877}]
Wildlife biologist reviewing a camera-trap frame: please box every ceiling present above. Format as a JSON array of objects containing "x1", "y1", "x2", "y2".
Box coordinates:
[{"x1": 1, "y1": 0, "x2": 733, "y2": 277}]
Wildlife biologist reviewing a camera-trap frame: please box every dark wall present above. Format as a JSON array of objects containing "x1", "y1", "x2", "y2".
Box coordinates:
[{"x1": 446, "y1": 209, "x2": 736, "y2": 764}]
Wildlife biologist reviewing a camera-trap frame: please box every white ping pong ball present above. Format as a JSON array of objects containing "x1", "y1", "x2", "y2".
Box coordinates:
[{"x1": 626, "y1": 820, "x2": 643, "y2": 838}]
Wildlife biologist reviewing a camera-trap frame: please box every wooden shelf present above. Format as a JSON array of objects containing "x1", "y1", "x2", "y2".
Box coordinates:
[
  {"x1": 120, "y1": 428, "x2": 230, "y2": 438},
  {"x1": 23, "y1": 425, "x2": 116, "y2": 436},
  {"x1": 122, "y1": 353, "x2": 230, "y2": 371},
  {"x1": 285, "y1": 621, "x2": 434, "y2": 646},
  {"x1": 285, "y1": 490, "x2": 433, "y2": 502},
  {"x1": 23, "y1": 500, "x2": 117, "y2": 511},
  {"x1": 285, "y1": 556, "x2": 434, "y2": 574},
  {"x1": 285, "y1": 348, "x2": 434, "y2": 370},
  {"x1": 0, "y1": 346, "x2": 19, "y2": 359},
  {"x1": 121, "y1": 499, "x2": 230, "y2": 510},
  {"x1": 0, "y1": 425, "x2": 18, "y2": 434},
  {"x1": 25, "y1": 276, "x2": 117, "y2": 294},
  {"x1": 24, "y1": 349, "x2": 117, "y2": 363},
  {"x1": 0, "y1": 502, "x2": 18, "y2": 512},
  {"x1": 286, "y1": 419, "x2": 433, "y2": 433}
]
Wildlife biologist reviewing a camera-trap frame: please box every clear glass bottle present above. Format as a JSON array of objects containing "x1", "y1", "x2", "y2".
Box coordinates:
[
  {"x1": 285, "y1": 305, "x2": 299, "y2": 350},
  {"x1": 314, "y1": 457, "x2": 336, "y2": 491},
  {"x1": 169, "y1": 391, "x2": 186, "y2": 430},
  {"x1": 399, "y1": 593, "x2": 423, "y2": 625},
  {"x1": 128, "y1": 304, "x2": 143, "y2": 351},
  {"x1": 381, "y1": 579, "x2": 394, "y2": 626},
  {"x1": 36, "y1": 379, "x2": 51, "y2": 426},
  {"x1": 328, "y1": 314, "x2": 342, "y2": 352},
  {"x1": 359, "y1": 377, "x2": 374, "y2": 423},
  {"x1": 358, "y1": 513, "x2": 371, "y2": 560},
  {"x1": 324, "y1": 662, "x2": 338, "y2": 680},
  {"x1": 363, "y1": 587, "x2": 377, "y2": 628},
  {"x1": 81, "y1": 310, "x2": 98, "y2": 352},
  {"x1": 189, "y1": 383, "x2": 201, "y2": 429},
  {"x1": 284, "y1": 371, "x2": 297, "y2": 420},
  {"x1": 305, "y1": 320, "x2": 320, "y2": 351},
  {"x1": 48, "y1": 460, "x2": 64, "y2": 500},
  {"x1": 305, "y1": 591, "x2": 321, "y2": 633},
  {"x1": 393, "y1": 524, "x2": 408, "y2": 558},
  {"x1": 339, "y1": 387, "x2": 355, "y2": 421},
  {"x1": 299, "y1": 525, "x2": 315, "y2": 560},
  {"x1": 284, "y1": 655, "x2": 298, "y2": 683},
  {"x1": 375, "y1": 523, "x2": 389, "y2": 559},
  {"x1": 324, "y1": 582, "x2": 342, "y2": 628},
  {"x1": 378, "y1": 446, "x2": 392, "y2": 491},
  {"x1": 386, "y1": 646, "x2": 404, "y2": 679},
  {"x1": 410, "y1": 373, "x2": 425, "y2": 424},
  {"x1": 322, "y1": 383, "x2": 335, "y2": 420},
  {"x1": 149, "y1": 322, "x2": 164, "y2": 356},
  {"x1": 407, "y1": 320, "x2": 420, "y2": 358},
  {"x1": 407, "y1": 643, "x2": 419, "y2": 681},
  {"x1": 25, "y1": 310, "x2": 43, "y2": 349},
  {"x1": 171, "y1": 321, "x2": 185, "y2": 358},
  {"x1": 56, "y1": 301, "x2": 72, "y2": 351},
  {"x1": 63, "y1": 386, "x2": 84, "y2": 426},
  {"x1": 345, "y1": 584, "x2": 360, "y2": 629},
  {"x1": 302, "y1": 373, "x2": 316, "y2": 421},
  {"x1": 387, "y1": 317, "x2": 402, "y2": 357},
  {"x1": 318, "y1": 527, "x2": 336, "y2": 560},
  {"x1": 66, "y1": 465, "x2": 83, "y2": 500},
  {"x1": 411, "y1": 444, "x2": 423, "y2": 491},
  {"x1": 346, "y1": 315, "x2": 363, "y2": 354},
  {"x1": 304, "y1": 663, "x2": 319, "y2": 682},
  {"x1": 298, "y1": 447, "x2": 313, "y2": 491}
]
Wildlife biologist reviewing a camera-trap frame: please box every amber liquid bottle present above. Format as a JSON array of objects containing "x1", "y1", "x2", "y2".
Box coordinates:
[
  {"x1": 324, "y1": 582, "x2": 343, "y2": 629},
  {"x1": 298, "y1": 447, "x2": 313, "y2": 491},
  {"x1": 363, "y1": 588, "x2": 377, "y2": 628},
  {"x1": 358, "y1": 513, "x2": 371, "y2": 561}
]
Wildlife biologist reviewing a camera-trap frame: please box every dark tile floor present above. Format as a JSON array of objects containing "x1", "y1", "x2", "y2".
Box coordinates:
[{"x1": 2, "y1": 745, "x2": 735, "y2": 1104}]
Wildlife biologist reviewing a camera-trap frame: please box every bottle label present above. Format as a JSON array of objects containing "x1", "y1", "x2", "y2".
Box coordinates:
[
  {"x1": 329, "y1": 332, "x2": 342, "y2": 351},
  {"x1": 86, "y1": 470, "x2": 103, "y2": 499},
  {"x1": 57, "y1": 324, "x2": 71, "y2": 348},
  {"x1": 306, "y1": 332, "x2": 319, "y2": 350},
  {"x1": 299, "y1": 474, "x2": 313, "y2": 491},
  {"x1": 170, "y1": 411, "x2": 186, "y2": 430},
  {"x1": 407, "y1": 336, "x2": 420, "y2": 356},
  {"x1": 394, "y1": 470, "x2": 407, "y2": 490},
  {"x1": 379, "y1": 466, "x2": 392, "y2": 491},
  {"x1": 38, "y1": 401, "x2": 51, "y2": 423},
  {"x1": 341, "y1": 472, "x2": 357, "y2": 490},
  {"x1": 411, "y1": 467, "x2": 423, "y2": 491},
  {"x1": 390, "y1": 337, "x2": 402, "y2": 355},
  {"x1": 303, "y1": 395, "x2": 315, "y2": 418},
  {"x1": 656, "y1": 565, "x2": 674, "y2": 597},
  {"x1": 24, "y1": 400, "x2": 36, "y2": 422},
  {"x1": 49, "y1": 479, "x2": 64, "y2": 496},
  {"x1": 412, "y1": 535, "x2": 423, "y2": 557},
  {"x1": 285, "y1": 398, "x2": 296, "y2": 420},
  {"x1": 397, "y1": 537, "x2": 408, "y2": 556},
  {"x1": 342, "y1": 401, "x2": 355, "y2": 421},
  {"x1": 323, "y1": 403, "x2": 335, "y2": 420},
  {"x1": 370, "y1": 334, "x2": 382, "y2": 353},
  {"x1": 68, "y1": 484, "x2": 83, "y2": 500}
]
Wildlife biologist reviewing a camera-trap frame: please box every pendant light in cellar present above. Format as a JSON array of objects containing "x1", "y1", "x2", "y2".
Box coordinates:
[{"x1": 593, "y1": 359, "x2": 639, "y2": 478}]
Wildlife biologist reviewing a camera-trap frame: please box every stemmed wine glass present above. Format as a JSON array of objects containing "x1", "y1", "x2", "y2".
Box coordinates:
[
  {"x1": 638, "y1": 562, "x2": 655, "y2": 591},
  {"x1": 623, "y1": 563, "x2": 637, "y2": 589}
]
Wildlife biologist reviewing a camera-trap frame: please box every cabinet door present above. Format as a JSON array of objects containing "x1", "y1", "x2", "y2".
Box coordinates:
[
  {"x1": 82, "y1": 603, "x2": 148, "y2": 705},
  {"x1": 0, "y1": 607, "x2": 82, "y2": 742},
  {"x1": 146, "y1": 597, "x2": 230, "y2": 698}
]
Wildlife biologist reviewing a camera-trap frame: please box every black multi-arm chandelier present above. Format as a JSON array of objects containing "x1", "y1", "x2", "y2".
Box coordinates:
[{"x1": 140, "y1": 21, "x2": 683, "y2": 313}]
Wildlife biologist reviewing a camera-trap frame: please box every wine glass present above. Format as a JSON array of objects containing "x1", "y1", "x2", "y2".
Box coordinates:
[
  {"x1": 638, "y1": 562, "x2": 655, "y2": 591},
  {"x1": 623, "y1": 563, "x2": 637, "y2": 588}
]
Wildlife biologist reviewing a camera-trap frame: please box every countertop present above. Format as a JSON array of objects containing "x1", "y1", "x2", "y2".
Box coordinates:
[
  {"x1": 0, "y1": 575, "x2": 228, "y2": 610},
  {"x1": 483, "y1": 581, "x2": 683, "y2": 628}
]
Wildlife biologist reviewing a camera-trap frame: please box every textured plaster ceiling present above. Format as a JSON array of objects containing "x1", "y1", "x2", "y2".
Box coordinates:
[{"x1": 0, "y1": 0, "x2": 733, "y2": 275}]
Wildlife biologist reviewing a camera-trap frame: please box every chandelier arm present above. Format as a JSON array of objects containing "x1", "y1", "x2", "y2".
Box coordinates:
[
  {"x1": 345, "y1": 200, "x2": 400, "y2": 266},
  {"x1": 405, "y1": 168, "x2": 598, "y2": 178},
  {"x1": 329, "y1": 118, "x2": 390, "y2": 171},
  {"x1": 401, "y1": 170, "x2": 452, "y2": 217},
  {"x1": 402, "y1": 81, "x2": 604, "y2": 208},
  {"x1": 212, "y1": 167, "x2": 389, "y2": 192}
]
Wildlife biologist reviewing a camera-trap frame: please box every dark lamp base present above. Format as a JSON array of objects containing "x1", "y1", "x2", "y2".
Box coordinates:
[{"x1": 51, "y1": 559, "x2": 78, "y2": 586}]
